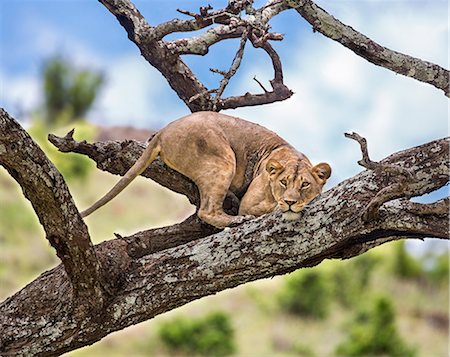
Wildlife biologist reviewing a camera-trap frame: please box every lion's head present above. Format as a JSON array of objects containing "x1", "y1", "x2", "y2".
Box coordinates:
[{"x1": 266, "y1": 158, "x2": 331, "y2": 220}]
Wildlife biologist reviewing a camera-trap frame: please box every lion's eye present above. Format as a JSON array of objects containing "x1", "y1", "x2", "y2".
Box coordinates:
[
  {"x1": 280, "y1": 179, "x2": 287, "y2": 188},
  {"x1": 301, "y1": 182, "x2": 311, "y2": 189}
]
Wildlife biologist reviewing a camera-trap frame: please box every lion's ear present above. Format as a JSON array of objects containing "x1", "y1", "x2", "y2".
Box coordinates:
[
  {"x1": 266, "y1": 159, "x2": 284, "y2": 177},
  {"x1": 312, "y1": 162, "x2": 331, "y2": 184}
]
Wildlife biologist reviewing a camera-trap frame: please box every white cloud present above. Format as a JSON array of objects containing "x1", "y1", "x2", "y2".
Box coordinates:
[
  {"x1": 0, "y1": 71, "x2": 41, "y2": 121},
  {"x1": 92, "y1": 55, "x2": 186, "y2": 128}
]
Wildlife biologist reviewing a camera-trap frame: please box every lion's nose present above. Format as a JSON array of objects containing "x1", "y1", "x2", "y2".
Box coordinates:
[{"x1": 284, "y1": 200, "x2": 296, "y2": 207}]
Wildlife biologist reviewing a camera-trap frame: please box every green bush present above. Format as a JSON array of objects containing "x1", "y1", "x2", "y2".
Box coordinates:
[
  {"x1": 332, "y1": 253, "x2": 379, "y2": 308},
  {"x1": 158, "y1": 311, "x2": 235, "y2": 356},
  {"x1": 279, "y1": 269, "x2": 331, "y2": 319},
  {"x1": 42, "y1": 56, "x2": 104, "y2": 125},
  {"x1": 336, "y1": 296, "x2": 416, "y2": 357},
  {"x1": 423, "y1": 249, "x2": 449, "y2": 285},
  {"x1": 292, "y1": 342, "x2": 316, "y2": 357},
  {"x1": 392, "y1": 241, "x2": 423, "y2": 280},
  {"x1": 28, "y1": 120, "x2": 97, "y2": 182}
]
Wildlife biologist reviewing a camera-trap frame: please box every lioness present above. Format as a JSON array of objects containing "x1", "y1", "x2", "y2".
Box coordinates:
[{"x1": 81, "y1": 112, "x2": 331, "y2": 228}]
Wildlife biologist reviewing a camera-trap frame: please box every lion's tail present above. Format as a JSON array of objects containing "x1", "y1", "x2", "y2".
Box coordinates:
[{"x1": 80, "y1": 134, "x2": 161, "y2": 218}]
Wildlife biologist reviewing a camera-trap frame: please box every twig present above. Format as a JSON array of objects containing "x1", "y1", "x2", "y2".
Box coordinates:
[
  {"x1": 213, "y1": 27, "x2": 250, "y2": 109},
  {"x1": 210, "y1": 68, "x2": 228, "y2": 76},
  {"x1": 188, "y1": 89, "x2": 218, "y2": 104},
  {"x1": 176, "y1": 8, "x2": 198, "y2": 18},
  {"x1": 253, "y1": 76, "x2": 269, "y2": 93}
]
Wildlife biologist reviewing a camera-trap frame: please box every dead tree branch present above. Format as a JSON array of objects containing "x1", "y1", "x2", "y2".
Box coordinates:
[
  {"x1": 212, "y1": 27, "x2": 250, "y2": 109},
  {"x1": 98, "y1": 0, "x2": 448, "y2": 114},
  {"x1": 345, "y1": 132, "x2": 420, "y2": 222},
  {"x1": 48, "y1": 131, "x2": 201, "y2": 206},
  {"x1": 98, "y1": 0, "x2": 293, "y2": 112},
  {"x1": 1, "y1": 110, "x2": 448, "y2": 354}
]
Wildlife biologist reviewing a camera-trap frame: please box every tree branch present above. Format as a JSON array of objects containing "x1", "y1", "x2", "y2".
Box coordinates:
[
  {"x1": 97, "y1": 0, "x2": 214, "y2": 112},
  {"x1": 48, "y1": 131, "x2": 201, "y2": 206},
  {"x1": 286, "y1": 0, "x2": 450, "y2": 96},
  {"x1": 1, "y1": 134, "x2": 448, "y2": 355},
  {"x1": 98, "y1": 0, "x2": 294, "y2": 112},
  {"x1": 345, "y1": 132, "x2": 418, "y2": 222},
  {"x1": 211, "y1": 27, "x2": 250, "y2": 109},
  {"x1": 0, "y1": 109, "x2": 110, "y2": 308},
  {"x1": 166, "y1": 24, "x2": 247, "y2": 55}
]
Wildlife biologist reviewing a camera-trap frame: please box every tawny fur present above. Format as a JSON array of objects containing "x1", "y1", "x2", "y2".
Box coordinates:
[{"x1": 81, "y1": 112, "x2": 331, "y2": 228}]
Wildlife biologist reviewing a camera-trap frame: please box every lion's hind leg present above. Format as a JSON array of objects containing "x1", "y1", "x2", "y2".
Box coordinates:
[{"x1": 194, "y1": 148, "x2": 253, "y2": 228}]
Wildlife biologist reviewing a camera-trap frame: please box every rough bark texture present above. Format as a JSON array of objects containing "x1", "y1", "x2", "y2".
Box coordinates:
[
  {"x1": 1, "y1": 107, "x2": 448, "y2": 354},
  {"x1": 0, "y1": 110, "x2": 110, "y2": 308}
]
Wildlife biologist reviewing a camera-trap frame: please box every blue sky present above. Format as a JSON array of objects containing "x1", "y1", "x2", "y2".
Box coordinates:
[{"x1": 0, "y1": 0, "x2": 448, "y2": 188}]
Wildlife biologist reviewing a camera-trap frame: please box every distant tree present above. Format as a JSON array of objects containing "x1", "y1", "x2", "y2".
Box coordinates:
[
  {"x1": 158, "y1": 312, "x2": 235, "y2": 356},
  {"x1": 279, "y1": 269, "x2": 331, "y2": 319},
  {"x1": 392, "y1": 241, "x2": 423, "y2": 280},
  {"x1": 332, "y1": 253, "x2": 379, "y2": 308},
  {"x1": 42, "y1": 56, "x2": 103, "y2": 125},
  {"x1": 336, "y1": 296, "x2": 416, "y2": 357}
]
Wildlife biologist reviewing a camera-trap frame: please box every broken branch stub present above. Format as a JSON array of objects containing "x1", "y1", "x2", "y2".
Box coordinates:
[{"x1": 346, "y1": 132, "x2": 419, "y2": 222}]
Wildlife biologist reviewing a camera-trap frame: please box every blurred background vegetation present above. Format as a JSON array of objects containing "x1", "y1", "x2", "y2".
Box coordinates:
[{"x1": 0, "y1": 57, "x2": 448, "y2": 356}]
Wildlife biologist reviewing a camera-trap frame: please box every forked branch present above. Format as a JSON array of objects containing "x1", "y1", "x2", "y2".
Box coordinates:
[
  {"x1": 345, "y1": 132, "x2": 438, "y2": 222},
  {"x1": 98, "y1": 0, "x2": 293, "y2": 112},
  {"x1": 98, "y1": 0, "x2": 449, "y2": 114}
]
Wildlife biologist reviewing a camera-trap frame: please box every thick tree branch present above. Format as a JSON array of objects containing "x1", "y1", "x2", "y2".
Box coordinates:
[
  {"x1": 0, "y1": 109, "x2": 110, "y2": 307},
  {"x1": 1, "y1": 135, "x2": 448, "y2": 355},
  {"x1": 3, "y1": 122, "x2": 449, "y2": 355},
  {"x1": 48, "y1": 130, "x2": 201, "y2": 206},
  {"x1": 286, "y1": 0, "x2": 450, "y2": 96}
]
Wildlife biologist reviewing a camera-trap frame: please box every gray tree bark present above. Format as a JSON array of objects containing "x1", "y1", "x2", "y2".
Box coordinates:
[{"x1": 0, "y1": 108, "x2": 448, "y2": 356}]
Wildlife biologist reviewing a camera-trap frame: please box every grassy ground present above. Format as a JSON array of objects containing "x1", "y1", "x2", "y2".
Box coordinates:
[{"x1": 0, "y1": 166, "x2": 448, "y2": 357}]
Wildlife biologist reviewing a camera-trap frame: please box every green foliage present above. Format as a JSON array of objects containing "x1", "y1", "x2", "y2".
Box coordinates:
[
  {"x1": 292, "y1": 342, "x2": 316, "y2": 357},
  {"x1": 332, "y1": 253, "x2": 380, "y2": 308},
  {"x1": 28, "y1": 120, "x2": 97, "y2": 181},
  {"x1": 392, "y1": 241, "x2": 423, "y2": 280},
  {"x1": 426, "y1": 250, "x2": 449, "y2": 285},
  {"x1": 0, "y1": 199, "x2": 39, "y2": 235},
  {"x1": 158, "y1": 311, "x2": 236, "y2": 356},
  {"x1": 42, "y1": 56, "x2": 103, "y2": 125},
  {"x1": 336, "y1": 296, "x2": 416, "y2": 357},
  {"x1": 279, "y1": 269, "x2": 332, "y2": 319}
]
